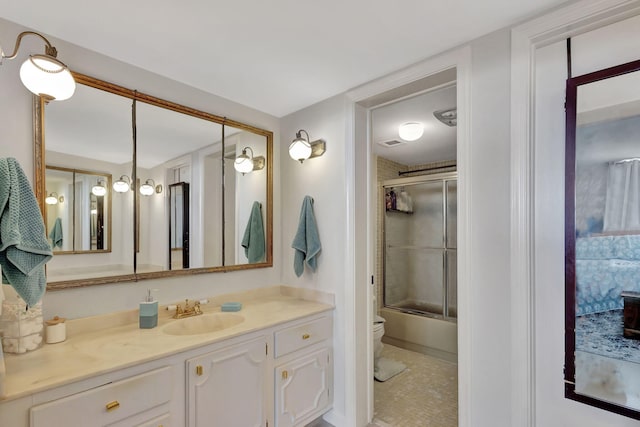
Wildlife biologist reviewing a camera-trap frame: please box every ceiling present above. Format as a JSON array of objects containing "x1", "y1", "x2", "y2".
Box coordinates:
[
  {"x1": 372, "y1": 84, "x2": 456, "y2": 166},
  {"x1": 1, "y1": 0, "x2": 567, "y2": 117}
]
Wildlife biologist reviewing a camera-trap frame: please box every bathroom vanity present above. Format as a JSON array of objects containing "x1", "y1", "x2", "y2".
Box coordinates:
[{"x1": 0, "y1": 287, "x2": 333, "y2": 427}]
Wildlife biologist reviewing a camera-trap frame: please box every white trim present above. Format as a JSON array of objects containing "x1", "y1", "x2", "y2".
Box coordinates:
[
  {"x1": 346, "y1": 45, "x2": 472, "y2": 426},
  {"x1": 510, "y1": 1, "x2": 640, "y2": 426}
]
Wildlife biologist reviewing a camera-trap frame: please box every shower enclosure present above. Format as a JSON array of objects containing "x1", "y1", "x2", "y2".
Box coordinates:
[{"x1": 383, "y1": 172, "x2": 457, "y2": 321}]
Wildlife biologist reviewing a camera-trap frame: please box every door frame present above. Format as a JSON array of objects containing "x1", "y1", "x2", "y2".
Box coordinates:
[
  {"x1": 345, "y1": 45, "x2": 472, "y2": 426},
  {"x1": 510, "y1": 0, "x2": 640, "y2": 425}
]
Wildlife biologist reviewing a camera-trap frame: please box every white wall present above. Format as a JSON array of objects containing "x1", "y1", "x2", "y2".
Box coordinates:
[
  {"x1": 466, "y1": 29, "x2": 514, "y2": 426},
  {"x1": 279, "y1": 94, "x2": 349, "y2": 422},
  {"x1": 0, "y1": 17, "x2": 282, "y2": 320},
  {"x1": 533, "y1": 14, "x2": 640, "y2": 427}
]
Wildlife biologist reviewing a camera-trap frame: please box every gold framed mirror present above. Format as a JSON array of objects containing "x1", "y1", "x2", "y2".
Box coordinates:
[{"x1": 34, "y1": 72, "x2": 273, "y2": 289}]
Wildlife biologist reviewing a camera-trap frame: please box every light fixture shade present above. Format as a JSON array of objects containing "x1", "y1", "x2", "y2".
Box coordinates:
[
  {"x1": 19, "y1": 55, "x2": 76, "y2": 101},
  {"x1": 91, "y1": 180, "x2": 107, "y2": 196},
  {"x1": 45, "y1": 193, "x2": 58, "y2": 205},
  {"x1": 398, "y1": 122, "x2": 424, "y2": 141},
  {"x1": 289, "y1": 138, "x2": 312, "y2": 162},
  {"x1": 113, "y1": 175, "x2": 131, "y2": 193},
  {"x1": 234, "y1": 155, "x2": 254, "y2": 174},
  {"x1": 140, "y1": 179, "x2": 155, "y2": 196}
]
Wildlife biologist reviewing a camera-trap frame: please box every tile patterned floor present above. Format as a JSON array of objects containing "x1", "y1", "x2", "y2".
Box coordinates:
[{"x1": 374, "y1": 344, "x2": 458, "y2": 427}]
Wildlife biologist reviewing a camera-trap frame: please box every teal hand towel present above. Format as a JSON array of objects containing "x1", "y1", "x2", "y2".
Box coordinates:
[
  {"x1": 291, "y1": 196, "x2": 321, "y2": 277},
  {"x1": 49, "y1": 218, "x2": 63, "y2": 248},
  {"x1": 241, "y1": 201, "x2": 265, "y2": 263},
  {"x1": 0, "y1": 158, "x2": 52, "y2": 307}
]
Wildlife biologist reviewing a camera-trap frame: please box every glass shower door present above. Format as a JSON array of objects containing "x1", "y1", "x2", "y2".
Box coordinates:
[{"x1": 383, "y1": 174, "x2": 457, "y2": 321}]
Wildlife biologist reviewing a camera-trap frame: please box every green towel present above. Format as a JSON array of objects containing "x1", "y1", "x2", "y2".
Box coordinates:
[
  {"x1": 49, "y1": 217, "x2": 63, "y2": 248},
  {"x1": 291, "y1": 195, "x2": 321, "y2": 277},
  {"x1": 0, "y1": 158, "x2": 52, "y2": 307},
  {"x1": 241, "y1": 201, "x2": 265, "y2": 263}
]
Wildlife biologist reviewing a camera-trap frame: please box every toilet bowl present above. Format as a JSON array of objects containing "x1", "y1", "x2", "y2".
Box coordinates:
[{"x1": 373, "y1": 314, "x2": 386, "y2": 360}]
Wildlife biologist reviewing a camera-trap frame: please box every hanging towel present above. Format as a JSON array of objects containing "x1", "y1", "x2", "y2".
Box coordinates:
[
  {"x1": 0, "y1": 158, "x2": 52, "y2": 307},
  {"x1": 49, "y1": 217, "x2": 63, "y2": 248},
  {"x1": 241, "y1": 201, "x2": 265, "y2": 263},
  {"x1": 292, "y1": 195, "x2": 321, "y2": 277}
]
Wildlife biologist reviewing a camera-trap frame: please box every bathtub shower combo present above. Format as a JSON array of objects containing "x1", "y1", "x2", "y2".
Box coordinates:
[{"x1": 380, "y1": 172, "x2": 458, "y2": 361}]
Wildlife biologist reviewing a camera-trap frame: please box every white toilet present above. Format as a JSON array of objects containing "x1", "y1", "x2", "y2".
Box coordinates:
[
  {"x1": 373, "y1": 314, "x2": 386, "y2": 361},
  {"x1": 373, "y1": 296, "x2": 386, "y2": 361}
]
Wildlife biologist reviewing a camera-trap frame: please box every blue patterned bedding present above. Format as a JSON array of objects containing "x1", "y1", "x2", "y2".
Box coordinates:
[{"x1": 576, "y1": 235, "x2": 640, "y2": 316}]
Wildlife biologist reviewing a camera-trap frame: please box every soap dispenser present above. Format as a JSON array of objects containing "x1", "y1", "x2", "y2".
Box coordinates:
[{"x1": 139, "y1": 289, "x2": 158, "y2": 329}]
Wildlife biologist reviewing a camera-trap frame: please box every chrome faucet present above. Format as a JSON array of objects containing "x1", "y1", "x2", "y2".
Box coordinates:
[{"x1": 173, "y1": 299, "x2": 203, "y2": 319}]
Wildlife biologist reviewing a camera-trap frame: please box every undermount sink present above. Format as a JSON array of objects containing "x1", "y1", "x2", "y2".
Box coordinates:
[{"x1": 162, "y1": 313, "x2": 245, "y2": 336}]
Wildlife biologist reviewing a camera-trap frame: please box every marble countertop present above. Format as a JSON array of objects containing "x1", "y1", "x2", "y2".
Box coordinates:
[{"x1": 1, "y1": 286, "x2": 333, "y2": 401}]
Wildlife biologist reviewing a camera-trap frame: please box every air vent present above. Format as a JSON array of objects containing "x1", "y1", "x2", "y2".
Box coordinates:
[
  {"x1": 378, "y1": 139, "x2": 405, "y2": 148},
  {"x1": 434, "y1": 108, "x2": 457, "y2": 127}
]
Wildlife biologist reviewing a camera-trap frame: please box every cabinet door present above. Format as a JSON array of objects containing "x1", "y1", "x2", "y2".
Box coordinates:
[
  {"x1": 186, "y1": 336, "x2": 268, "y2": 427},
  {"x1": 275, "y1": 348, "x2": 331, "y2": 427}
]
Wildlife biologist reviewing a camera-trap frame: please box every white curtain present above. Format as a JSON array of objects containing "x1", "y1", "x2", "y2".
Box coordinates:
[{"x1": 603, "y1": 159, "x2": 640, "y2": 232}]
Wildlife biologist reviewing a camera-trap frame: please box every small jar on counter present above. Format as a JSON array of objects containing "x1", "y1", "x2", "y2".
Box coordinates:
[
  {"x1": 45, "y1": 316, "x2": 66, "y2": 343},
  {"x1": 0, "y1": 296, "x2": 44, "y2": 354}
]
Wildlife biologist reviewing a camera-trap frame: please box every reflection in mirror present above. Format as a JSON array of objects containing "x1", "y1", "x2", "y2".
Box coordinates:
[
  {"x1": 42, "y1": 83, "x2": 134, "y2": 284},
  {"x1": 45, "y1": 166, "x2": 111, "y2": 253},
  {"x1": 566, "y1": 59, "x2": 640, "y2": 419},
  {"x1": 169, "y1": 182, "x2": 189, "y2": 270}
]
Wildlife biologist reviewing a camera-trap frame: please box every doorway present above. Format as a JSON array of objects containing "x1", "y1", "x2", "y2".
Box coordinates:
[{"x1": 368, "y1": 71, "x2": 459, "y2": 426}]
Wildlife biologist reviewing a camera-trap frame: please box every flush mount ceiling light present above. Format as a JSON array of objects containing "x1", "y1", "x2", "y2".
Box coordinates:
[
  {"x1": 140, "y1": 179, "x2": 162, "y2": 196},
  {"x1": 113, "y1": 175, "x2": 131, "y2": 193},
  {"x1": 398, "y1": 122, "x2": 424, "y2": 141},
  {"x1": 234, "y1": 146, "x2": 265, "y2": 175},
  {"x1": 0, "y1": 31, "x2": 76, "y2": 101},
  {"x1": 91, "y1": 179, "x2": 107, "y2": 196},
  {"x1": 45, "y1": 192, "x2": 63, "y2": 205},
  {"x1": 289, "y1": 129, "x2": 326, "y2": 163}
]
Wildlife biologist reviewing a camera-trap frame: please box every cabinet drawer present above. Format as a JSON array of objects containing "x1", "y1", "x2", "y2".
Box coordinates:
[
  {"x1": 274, "y1": 316, "x2": 332, "y2": 358},
  {"x1": 30, "y1": 366, "x2": 172, "y2": 427}
]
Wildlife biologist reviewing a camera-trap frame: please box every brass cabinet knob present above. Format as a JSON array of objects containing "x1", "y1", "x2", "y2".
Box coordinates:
[
  {"x1": 282, "y1": 370, "x2": 288, "y2": 380},
  {"x1": 196, "y1": 365, "x2": 203, "y2": 376},
  {"x1": 302, "y1": 333, "x2": 310, "y2": 340},
  {"x1": 105, "y1": 400, "x2": 120, "y2": 411}
]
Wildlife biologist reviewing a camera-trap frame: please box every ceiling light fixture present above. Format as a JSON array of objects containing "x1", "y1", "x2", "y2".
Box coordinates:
[
  {"x1": 289, "y1": 129, "x2": 326, "y2": 163},
  {"x1": 91, "y1": 179, "x2": 107, "y2": 196},
  {"x1": 0, "y1": 31, "x2": 76, "y2": 101},
  {"x1": 113, "y1": 175, "x2": 131, "y2": 193},
  {"x1": 398, "y1": 122, "x2": 424, "y2": 141},
  {"x1": 433, "y1": 108, "x2": 457, "y2": 127},
  {"x1": 234, "y1": 147, "x2": 265, "y2": 175}
]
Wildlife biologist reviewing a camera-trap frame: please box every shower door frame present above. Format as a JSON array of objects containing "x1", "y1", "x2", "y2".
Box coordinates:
[{"x1": 382, "y1": 171, "x2": 457, "y2": 322}]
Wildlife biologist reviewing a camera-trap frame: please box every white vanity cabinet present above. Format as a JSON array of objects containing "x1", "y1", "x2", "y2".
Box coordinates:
[
  {"x1": 0, "y1": 309, "x2": 333, "y2": 427},
  {"x1": 30, "y1": 366, "x2": 174, "y2": 427},
  {"x1": 186, "y1": 335, "x2": 269, "y2": 427},
  {"x1": 273, "y1": 316, "x2": 333, "y2": 427}
]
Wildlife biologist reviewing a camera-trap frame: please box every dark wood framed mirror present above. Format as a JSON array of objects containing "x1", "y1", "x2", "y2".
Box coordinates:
[
  {"x1": 565, "y1": 58, "x2": 640, "y2": 420},
  {"x1": 34, "y1": 72, "x2": 273, "y2": 289}
]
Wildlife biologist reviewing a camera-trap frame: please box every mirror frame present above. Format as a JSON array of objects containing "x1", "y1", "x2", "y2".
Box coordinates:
[
  {"x1": 34, "y1": 72, "x2": 273, "y2": 290},
  {"x1": 565, "y1": 58, "x2": 640, "y2": 420}
]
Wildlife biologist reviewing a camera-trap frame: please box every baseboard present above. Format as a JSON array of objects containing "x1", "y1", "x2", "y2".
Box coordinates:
[{"x1": 322, "y1": 409, "x2": 344, "y2": 426}]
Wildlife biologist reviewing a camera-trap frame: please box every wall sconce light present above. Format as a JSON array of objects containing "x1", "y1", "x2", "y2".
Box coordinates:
[
  {"x1": 0, "y1": 31, "x2": 76, "y2": 101},
  {"x1": 289, "y1": 129, "x2": 326, "y2": 163},
  {"x1": 113, "y1": 175, "x2": 131, "y2": 193},
  {"x1": 398, "y1": 122, "x2": 424, "y2": 141},
  {"x1": 140, "y1": 179, "x2": 162, "y2": 196},
  {"x1": 45, "y1": 192, "x2": 64, "y2": 205},
  {"x1": 91, "y1": 179, "x2": 107, "y2": 196},
  {"x1": 234, "y1": 147, "x2": 265, "y2": 175}
]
